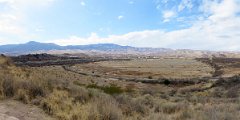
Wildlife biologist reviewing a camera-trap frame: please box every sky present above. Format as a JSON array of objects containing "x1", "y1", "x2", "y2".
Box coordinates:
[{"x1": 0, "y1": 0, "x2": 240, "y2": 51}]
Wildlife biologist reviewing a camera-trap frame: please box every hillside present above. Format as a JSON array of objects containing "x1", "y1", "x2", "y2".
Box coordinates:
[
  {"x1": 1, "y1": 41, "x2": 240, "y2": 58},
  {"x1": 1, "y1": 55, "x2": 240, "y2": 120}
]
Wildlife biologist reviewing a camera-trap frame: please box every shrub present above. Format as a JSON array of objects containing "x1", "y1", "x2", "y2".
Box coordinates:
[
  {"x1": 2, "y1": 78, "x2": 14, "y2": 97},
  {"x1": 68, "y1": 85, "x2": 90, "y2": 103},
  {"x1": 28, "y1": 84, "x2": 45, "y2": 99},
  {"x1": 148, "y1": 76, "x2": 153, "y2": 79},
  {"x1": 226, "y1": 85, "x2": 240, "y2": 98},
  {"x1": 71, "y1": 103, "x2": 91, "y2": 120},
  {"x1": 41, "y1": 90, "x2": 73, "y2": 119},
  {"x1": 125, "y1": 84, "x2": 135, "y2": 93},
  {"x1": 15, "y1": 89, "x2": 30, "y2": 104},
  {"x1": 116, "y1": 94, "x2": 134, "y2": 116},
  {"x1": 159, "y1": 102, "x2": 184, "y2": 114},
  {"x1": 102, "y1": 84, "x2": 124, "y2": 95},
  {"x1": 116, "y1": 94, "x2": 149, "y2": 116},
  {"x1": 89, "y1": 94, "x2": 123, "y2": 120},
  {"x1": 137, "y1": 94, "x2": 155, "y2": 108},
  {"x1": 73, "y1": 80, "x2": 85, "y2": 86},
  {"x1": 163, "y1": 79, "x2": 170, "y2": 85},
  {"x1": 15, "y1": 80, "x2": 45, "y2": 99},
  {"x1": 176, "y1": 110, "x2": 192, "y2": 120},
  {"x1": 87, "y1": 84, "x2": 124, "y2": 95},
  {"x1": 87, "y1": 84, "x2": 101, "y2": 89}
]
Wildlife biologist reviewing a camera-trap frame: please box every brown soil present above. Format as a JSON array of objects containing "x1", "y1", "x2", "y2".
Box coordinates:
[{"x1": 0, "y1": 100, "x2": 55, "y2": 120}]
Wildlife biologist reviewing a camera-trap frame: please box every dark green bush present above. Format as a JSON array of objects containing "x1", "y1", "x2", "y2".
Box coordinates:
[
  {"x1": 87, "y1": 84, "x2": 124, "y2": 95},
  {"x1": 163, "y1": 79, "x2": 170, "y2": 85},
  {"x1": 102, "y1": 85, "x2": 124, "y2": 95}
]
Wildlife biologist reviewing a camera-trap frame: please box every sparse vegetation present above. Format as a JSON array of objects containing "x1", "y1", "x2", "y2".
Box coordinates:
[
  {"x1": 1, "y1": 56, "x2": 240, "y2": 120},
  {"x1": 87, "y1": 84, "x2": 124, "y2": 95}
]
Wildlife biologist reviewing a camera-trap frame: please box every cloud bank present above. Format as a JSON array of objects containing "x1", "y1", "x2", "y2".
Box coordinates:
[
  {"x1": 51, "y1": 0, "x2": 240, "y2": 51},
  {"x1": 0, "y1": 0, "x2": 54, "y2": 44}
]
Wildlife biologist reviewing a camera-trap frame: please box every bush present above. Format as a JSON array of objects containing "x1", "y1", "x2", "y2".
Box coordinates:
[
  {"x1": 116, "y1": 94, "x2": 134, "y2": 116},
  {"x1": 116, "y1": 94, "x2": 149, "y2": 116},
  {"x1": 73, "y1": 80, "x2": 85, "y2": 86},
  {"x1": 68, "y1": 85, "x2": 90, "y2": 103},
  {"x1": 29, "y1": 84, "x2": 45, "y2": 99},
  {"x1": 15, "y1": 80, "x2": 45, "y2": 99},
  {"x1": 2, "y1": 78, "x2": 14, "y2": 97},
  {"x1": 163, "y1": 79, "x2": 170, "y2": 85},
  {"x1": 132, "y1": 98, "x2": 149, "y2": 115},
  {"x1": 176, "y1": 110, "x2": 192, "y2": 120},
  {"x1": 226, "y1": 85, "x2": 240, "y2": 98},
  {"x1": 87, "y1": 84, "x2": 124, "y2": 95},
  {"x1": 15, "y1": 89, "x2": 30, "y2": 104},
  {"x1": 89, "y1": 94, "x2": 123, "y2": 120},
  {"x1": 41, "y1": 90, "x2": 73, "y2": 119},
  {"x1": 158, "y1": 102, "x2": 184, "y2": 114},
  {"x1": 102, "y1": 85, "x2": 124, "y2": 95},
  {"x1": 148, "y1": 76, "x2": 153, "y2": 79}
]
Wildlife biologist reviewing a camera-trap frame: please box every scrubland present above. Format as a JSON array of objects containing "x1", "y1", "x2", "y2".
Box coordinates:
[{"x1": 0, "y1": 55, "x2": 240, "y2": 120}]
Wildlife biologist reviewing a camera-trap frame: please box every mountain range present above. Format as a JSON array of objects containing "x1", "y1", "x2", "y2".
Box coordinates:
[
  {"x1": 0, "y1": 41, "x2": 130, "y2": 52},
  {"x1": 1, "y1": 41, "x2": 240, "y2": 58},
  {"x1": 0, "y1": 41, "x2": 169, "y2": 55}
]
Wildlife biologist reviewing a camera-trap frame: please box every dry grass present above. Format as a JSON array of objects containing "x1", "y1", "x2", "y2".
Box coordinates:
[
  {"x1": 1, "y1": 56, "x2": 240, "y2": 120},
  {"x1": 96, "y1": 58, "x2": 213, "y2": 79}
]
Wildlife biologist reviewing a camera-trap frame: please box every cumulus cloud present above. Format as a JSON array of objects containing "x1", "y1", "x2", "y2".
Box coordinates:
[
  {"x1": 50, "y1": 31, "x2": 168, "y2": 47},
  {"x1": 80, "y1": 1, "x2": 86, "y2": 6},
  {"x1": 0, "y1": 0, "x2": 54, "y2": 43},
  {"x1": 162, "y1": 10, "x2": 175, "y2": 22},
  {"x1": 0, "y1": 0, "x2": 55, "y2": 9},
  {"x1": 178, "y1": 0, "x2": 193, "y2": 12},
  {"x1": 117, "y1": 15, "x2": 124, "y2": 20},
  {"x1": 50, "y1": 0, "x2": 240, "y2": 51},
  {"x1": 0, "y1": 13, "x2": 23, "y2": 35},
  {"x1": 128, "y1": 1, "x2": 134, "y2": 4}
]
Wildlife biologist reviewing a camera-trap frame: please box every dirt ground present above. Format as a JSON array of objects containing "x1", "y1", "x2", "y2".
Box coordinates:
[
  {"x1": 0, "y1": 100, "x2": 54, "y2": 120},
  {"x1": 72, "y1": 58, "x2": 213, "y2": 79}
]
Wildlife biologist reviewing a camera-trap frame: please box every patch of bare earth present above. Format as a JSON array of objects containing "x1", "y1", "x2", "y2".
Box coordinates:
[{"x1": 0, "y1": 100, "x2": 54, "y2": 120}]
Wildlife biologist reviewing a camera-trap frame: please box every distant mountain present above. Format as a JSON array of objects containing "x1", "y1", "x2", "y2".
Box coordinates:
[
  {"x1": 1, "y1": 41, "x2": 240, "y2": 58},
  {"x1": 0, "y1": 41, "x2": 166, "y2": 55},
  {"x1": 65, "y1": 43, "x2": 133, "y2": 51},
  {"x1": 0, "y1": 41, "x2": 62, "y2": 54}
]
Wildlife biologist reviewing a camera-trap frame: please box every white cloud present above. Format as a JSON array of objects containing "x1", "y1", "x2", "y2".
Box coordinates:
[
  {"x1": 80, "y1": 1, "x2": 85, "y2": 6},
  {"x1": 161, "y1": 0, "x2": 169, "y2": 4},
  {"x1": 0, "y1": 0, "x2": 54, "y2": 43},
  {"x1": 50, "y1": 30, "x2": 166, "y2": 47},
  {"x1": 178, "y1": 0, "x2": 193, "y2": 12},
  {"x1": 50, "y1": 18, "x2": 240, "y2": 51},
  {"x1": 0, "y1": 0, "x2": 55, "y2": 9},
  {"x1": 50, "y1": 0, "x2": 240, "y2": 51},
  {"x1": 162, "y1": 10, "x2": 175, "y2": 22},
  {"x1": 128, "y1": 1, "x2": 134, "y2": 4},
  {"x1": 118, "y1": 15, "x2": 124, "y2": 20},
  {"x1": 208, "y1": 0, "x2": 239, "y2": 21},
  {"x1": 0, "y1": 13, "x2": 24, "y2": 35},
  {"x1": 35, "y1": 27, "x2": 45, "y2": 32}
]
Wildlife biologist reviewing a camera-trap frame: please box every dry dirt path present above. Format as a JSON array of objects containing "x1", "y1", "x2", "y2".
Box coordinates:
[{"x1": 0, "y1": 100, "x2": 54, "y2": 120}]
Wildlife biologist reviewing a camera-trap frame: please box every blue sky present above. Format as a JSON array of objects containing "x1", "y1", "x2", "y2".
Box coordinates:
[{"x1": 0, "y1": 0, "x2": 240, "y2": 50}]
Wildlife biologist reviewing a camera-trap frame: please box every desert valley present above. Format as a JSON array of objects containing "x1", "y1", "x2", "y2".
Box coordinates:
[
  {"x1": 0, "y1": 0, "x2": 240, "y2": 119},
  {"x1": 0, "y1": 42, "x2": 240, "y2": 120}
]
